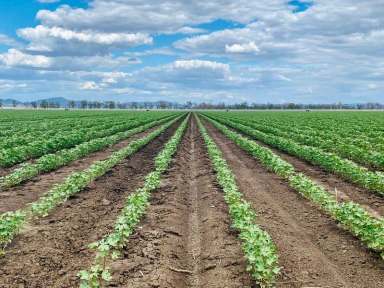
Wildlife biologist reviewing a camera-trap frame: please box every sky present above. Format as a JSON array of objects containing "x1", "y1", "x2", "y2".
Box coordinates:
[{"x1": 0, "y1": 0, "x2": 383, "y2": 104}]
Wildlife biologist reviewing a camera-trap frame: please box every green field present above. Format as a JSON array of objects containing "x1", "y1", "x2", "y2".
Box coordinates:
[{"x1": 0, "y1": 110, "x2": 383, "y2": 288}]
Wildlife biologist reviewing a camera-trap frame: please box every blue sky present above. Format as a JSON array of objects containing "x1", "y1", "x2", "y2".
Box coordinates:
[{"x1": 0, "y1": 0, "x2": 383, "y2": 104}]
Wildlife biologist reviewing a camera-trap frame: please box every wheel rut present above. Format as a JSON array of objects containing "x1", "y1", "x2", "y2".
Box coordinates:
[
  {"x1": 185, "y1": 117, "x2": 202, "y2": 287},
  {"x1": 111, "y1": 116, "x2": 251, "y2": 288},
  {"x1": 204, "y1": 118, "x2": 384, "y2": 288}
]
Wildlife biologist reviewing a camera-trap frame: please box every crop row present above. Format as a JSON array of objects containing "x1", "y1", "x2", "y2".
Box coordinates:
[
  {"x1": 0, "y1": 115, "x2": 184, "y2": 254},
  {"x1": 0, "y1": 115, "x2": 136, "y2": 149},
  {"x1": 221, "y1": 114, "x2": 384, "y2": 170},
  {"x1": 196, "y1": 114, "x2": 279, "y2": 287},
  {"x1": 0, "y1": 114, "x2": 178, "y2": 189},
  {"x1": 78, "y1": 116, "x2": 189, "y2": 287},
  {"x1": 219, "y1": 112, "x2": 384, "y2": 154},
  {"x1": 207, "y1": 114, "x2": 384, "y2": 195},
  {"x1": 0, "y1": 113, "x2": 178, "y2": 167},
  {"x1": 0, "y1": 112, "x2": 128, "y2": 138},
  {"x1": 202, "y1": 115, "x2": 384, "y2": 259}
]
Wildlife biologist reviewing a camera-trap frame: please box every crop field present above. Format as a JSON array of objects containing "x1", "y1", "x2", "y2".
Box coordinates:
[{"x1": 0, "y1": 109, "x2": 383, "y2": 288}]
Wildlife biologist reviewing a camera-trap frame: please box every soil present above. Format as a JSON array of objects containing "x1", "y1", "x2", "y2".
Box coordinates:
[
  {"x1": 262, "y1": 142, "x2": 384, "y2": 218},
  {"x1": 203, "y1": 118, "x2": 384, "y2": 288},
  {"x1": 229, "y1": 123, "x2": 384, "y2": 218},
  {"x1": 0, "y1": 125, "x2": 161, "y2": 213},
  {"x1": 109, "y1": 116, "x2": 252, "y2": 288},
  {"x1": 0, "y1": 115, "x2": 383, "y2": 288},
  {"x1": 0, "y1": 121, "x2": 179, "y2": 288}
]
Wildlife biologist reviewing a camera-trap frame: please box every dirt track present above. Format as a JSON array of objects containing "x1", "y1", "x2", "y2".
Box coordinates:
[{"x1": 110, "y1": 116, "x2": 252, "y2": 287}]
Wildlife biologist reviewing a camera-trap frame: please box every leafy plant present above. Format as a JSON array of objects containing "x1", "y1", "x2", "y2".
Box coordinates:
[
  {"x1": 78, "y1": 116, "x2": 189, "y2": 287},
  {"x1": 0, "y1": 115, "x2": 185, "y2": 254},
  {"x1": 196, "y1": 114, "x2": 279, "y2": 287},
  {"x1": 202, "y1": 114, "x2": 384, "y2": 258}
]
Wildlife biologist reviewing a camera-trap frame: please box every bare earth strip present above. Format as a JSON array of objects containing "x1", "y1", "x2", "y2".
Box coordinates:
[
  {"x1": 0, "y1": 125, "x2": 161, "y2": 213},
  {"x1": 223, "y1": 121, "x2": 384, "y2": 217},
  {"x1": 0, "y1": 122, "x2": 179, "y2": 288},
  {"x1": 204, "y1": 119, "x2": 384, "y2": 288},
  {"x1": 110, "y1": 117, "x2": 252, "y2": 288},
  {"x1": 257, "y1": 140, "x2": 384, "y2": 217}
]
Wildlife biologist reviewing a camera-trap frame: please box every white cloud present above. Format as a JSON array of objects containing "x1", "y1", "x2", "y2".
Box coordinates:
[
  {"x1": 17, "y1": 25, "x2": 152, "y2": 56},
  {"x1": 173, "y1": 59, "x2": 229, "y2": 74},
  {"x1": 80, "y1": 81, "x2": 101, "y2": 90},
  {"x1": 0, "y1": 49, "x2": 52, "y2": 68},
  {"x1": 175, "y1": 27, "x2": 206, "y2": 34},
  {"x1": 225, "y1": 41, "x2": 260, "y2": 54},
  {"x1": 0, "y1": 80, "x2": 27, "y2": 90},
  {"x1": 36, "y1": 1, "x2": 290, "y2": 33},
  {"x1": 0, "y1": 34, "x2": 22, "y2": 48},
  {"x1": 2, "y1": 0, "x2": 384, "y2": 103}
]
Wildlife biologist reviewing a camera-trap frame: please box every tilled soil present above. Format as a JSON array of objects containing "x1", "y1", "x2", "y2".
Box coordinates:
[
  {"x1": 0, "y1": 125, "x2": 161, "y2": 213},
  {"x1": 110, "y1": 116, "x2": 252, "y2": 288},
  {"x1": 204, "y1": 119, "x2": 384, "y2": 288},
  {"x1": 228, "y1": 124, "x2": 384, "y2": 217},
  {"x1": 0, "y1": 122, "x2": 179, "y2": 288},
  {"x1": 261, "y1": 141, "x2": 384, "y2": 218}
]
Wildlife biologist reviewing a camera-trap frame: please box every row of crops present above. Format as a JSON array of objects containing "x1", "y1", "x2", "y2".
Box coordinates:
[{"x1": 0, "y1": 110, "x2": 383, "y2": 287}]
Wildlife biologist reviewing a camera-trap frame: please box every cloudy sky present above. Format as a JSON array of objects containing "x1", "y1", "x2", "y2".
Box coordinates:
[{"x1": 0, "y1": 0, "x2": 383, "y2": 104}]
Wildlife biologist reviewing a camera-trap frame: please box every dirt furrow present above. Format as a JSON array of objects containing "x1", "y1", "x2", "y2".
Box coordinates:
[
  {"x1": 204, "y1": 119, "x2": 384, "y2": 288},
  {"x1": 266, "y1": 143, "x2": 384, "y2": 217},
  {"x1": 226, "y1": 122, "x2": 384, "y2": 217},
  {"x1": 185, "y1": 117, "x2": 202, "y2": 287},
  {"x1": 110, "y1": 117, "x2": 252, "y2": 288},
  {"x1": 0, "y1": 125, "x2": 161, "y2": 213},
  {"x1": 0, "y1": 123, "x2": 179, "y2": 288}
]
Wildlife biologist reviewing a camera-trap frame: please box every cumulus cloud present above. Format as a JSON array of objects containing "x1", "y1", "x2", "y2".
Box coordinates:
[
  {"x1": 225, "y1": 41, "x2": 260, "y2": 54},
  {"x1": 1, "y1": 0, "x2": 384, "y2": 103},
  {"x1": 80, "y1": 81, "x2": 101, "y2": 90},
  {"x1": 17, "y1": 25, "x2": 152, "y2": 56},
  {"x1": 173, "y1": 59, "x2": 229, "y2": 73},
  {"x1": 0, "y1": 49, "x2": 140, "y2": 72},
  {"x1": 0, "y1": 34, "x2": 22, "y2": 48},
  {"x1": 0, "y1": 49, "x2": 52, "y2": 68},
  {"x1": 36, "y1": 1, "x2": 290, "y2": 33}
]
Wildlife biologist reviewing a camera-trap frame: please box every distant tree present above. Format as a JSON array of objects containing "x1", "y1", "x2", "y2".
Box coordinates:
[
  {"x1": 0, "y1": 99, "x2": 2, "y2": 108},
  {"x1": 108, "y1": 101, "x2": 116, "y2": 109},
  {"x1": 12, "y1": 100, "x2": 17, "y2": 108},
  {"x1": 40, "y1": 100, "x2": 48, "y2": 109},
  {"x1": 31, "y1": 101, "x2": 37, "y2": 109},
  {"x1": 68, "y1": 100, "x2": 76, "y2": 109},
  {"x1": 131, "y1": 102, "x2": 138, "y2": 109},
  {"x1": 80, "y1": 100, "x2": 88, "y2": 109},
  {"x1": 159, "y1": 101, "x2": 168, "y2": 109},
  {"x1": 117, "y1": 102, "x2": 126, "y2": 109}
]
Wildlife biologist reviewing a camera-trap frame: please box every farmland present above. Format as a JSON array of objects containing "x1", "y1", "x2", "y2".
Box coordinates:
[{"x1": 0, "y1": 109, "x2": 383, "y2": 288}]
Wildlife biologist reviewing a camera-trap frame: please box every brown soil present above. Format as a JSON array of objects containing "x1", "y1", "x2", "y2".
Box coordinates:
[
  {"x1": 0, "y1": 125, "x2": 161, "y2": 213},
  {"x1": 0, "y1": 122, "x2": 179, "y2": 288},
  {"x1": 229, "y1": 123, "x2": 384, "y2": 217},
  {"x1": 110, "y1": 116, "x2": 252, "y2": 288},
  {"x1": 260, "y1": 141, "x2": 384, "y2": 218},
  {"x1": 203, "y1": 119, "x2": 384, "y2": 288}
]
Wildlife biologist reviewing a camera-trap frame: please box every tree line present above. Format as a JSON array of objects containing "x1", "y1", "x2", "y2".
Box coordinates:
[{"x1": 0, "y1": 99, "x2": 383, "y2": 110}]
